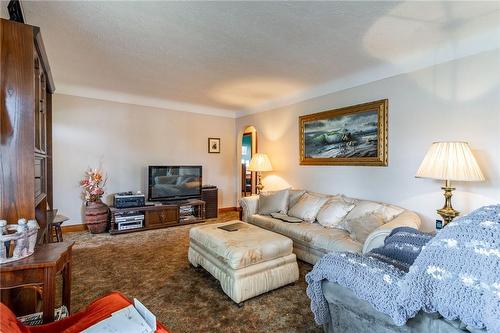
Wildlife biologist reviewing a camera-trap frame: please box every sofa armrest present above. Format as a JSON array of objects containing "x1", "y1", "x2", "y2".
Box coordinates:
[
  {"x1": 239, "y1": 195, "x2": 259, "y2": 222},
  {"x1": 362, "y1": 210, "x2": 421, "y2": 254}
]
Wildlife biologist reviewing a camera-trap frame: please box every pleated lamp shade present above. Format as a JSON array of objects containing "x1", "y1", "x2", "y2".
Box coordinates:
[
  {"x1": 248, "y1": 153, "x2": 273, "y2": 172},
  {"x1": 416, "y1": 142, "x2": 484, "y2": 181}
]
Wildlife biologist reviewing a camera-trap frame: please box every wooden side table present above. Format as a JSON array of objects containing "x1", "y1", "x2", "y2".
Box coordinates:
[{"x1": 0, "y1": 241, "x2": 74, "y2": 323}]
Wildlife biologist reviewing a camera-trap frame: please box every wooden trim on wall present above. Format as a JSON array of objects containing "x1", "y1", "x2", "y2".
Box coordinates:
[
  {"x1": 62, "y1": 224, "x2": 87, "y2": 233},
  {"x1": 219, "y1": 207, "x2": 238, "y2": 213}
]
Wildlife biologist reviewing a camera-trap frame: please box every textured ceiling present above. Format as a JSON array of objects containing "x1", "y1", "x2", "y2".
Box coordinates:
[{"x1": 6, "y1": 1, "x2": 500, "y2": 117}]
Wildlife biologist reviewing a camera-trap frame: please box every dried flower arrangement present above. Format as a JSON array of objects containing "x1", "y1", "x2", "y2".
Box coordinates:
[{"x1": 80, "y1": 168, "x2": 107, "y2": 203}]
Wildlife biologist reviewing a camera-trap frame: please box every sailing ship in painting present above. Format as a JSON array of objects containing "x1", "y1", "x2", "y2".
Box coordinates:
[{"x1": 304, "y1": 110, "x2": 379, "y2": 158}]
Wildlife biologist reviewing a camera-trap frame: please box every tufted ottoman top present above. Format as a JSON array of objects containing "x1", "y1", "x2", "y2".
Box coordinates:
[{"x1": 189, "y1": 220, "x2": 293, "y2": 269}]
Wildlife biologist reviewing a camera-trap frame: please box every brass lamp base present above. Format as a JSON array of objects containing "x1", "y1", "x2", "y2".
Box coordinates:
[
  {"x1": 437, "y1": 180, "x2": 460, "y2": 226},
  {"x1": 256, "y1": 172, "x2": 264, "y2": 194}
]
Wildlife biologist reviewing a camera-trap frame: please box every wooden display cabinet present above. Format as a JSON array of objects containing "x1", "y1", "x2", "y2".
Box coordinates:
[
  {"x1": 0, "y1": 18, "x2": 55, "y2": 245},
  {"x1": 0, "y1": 17, "x2": 56, "y2": 316}
]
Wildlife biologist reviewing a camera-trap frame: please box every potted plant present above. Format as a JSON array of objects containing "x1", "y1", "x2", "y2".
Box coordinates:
[{"x1": 80, "y1": 168, "x2": 108, "y2": 234}]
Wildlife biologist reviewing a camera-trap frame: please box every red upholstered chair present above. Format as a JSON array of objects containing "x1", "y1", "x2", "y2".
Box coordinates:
[{"x1": 0, "y1": 292, "x2": 170, "y2": 333}]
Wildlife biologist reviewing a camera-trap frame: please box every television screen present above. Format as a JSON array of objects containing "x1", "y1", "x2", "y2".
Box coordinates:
[{"x1": 148, "y1": 166, "x2": 202, "y2": 201}]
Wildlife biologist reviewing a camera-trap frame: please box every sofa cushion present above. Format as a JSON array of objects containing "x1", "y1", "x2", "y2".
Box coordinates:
[
  {"x1": 340, "y1": 195, "x2": 358, "y2": 205},
  {"x1": 270, "y1": 213, "x2": 303, "y2": 223},
  {"x1": 345, "y1": 200, "x2": 404, "y2": 222},
  {"x1": 316, "y1": 197, "x2": 355, "y2": 228},
  {"x1": 251, "y1": 214, "x2": 362, "y2": 254},
  {"x1": 288, "y1": 189, "x2": 306, "y2": 210},
  {"x1": 343, "y1": 213, "x2": 385, "y2": 243},
  {"x1": 288, "y1": 192, "x2": 329, "y2": 223},
  {"x1": 257, "y1": 189, "x2": 289, "y2": 215}
]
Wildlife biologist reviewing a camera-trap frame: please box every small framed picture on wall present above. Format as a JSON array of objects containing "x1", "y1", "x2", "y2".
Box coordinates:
[{"x1": 208, "y1": 138, "x2": 221, "y2": 153}]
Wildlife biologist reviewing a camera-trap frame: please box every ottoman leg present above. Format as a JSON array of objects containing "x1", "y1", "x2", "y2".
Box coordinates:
[{"x1": 188, "y1": 247, "x2": 200, "y2": 267}]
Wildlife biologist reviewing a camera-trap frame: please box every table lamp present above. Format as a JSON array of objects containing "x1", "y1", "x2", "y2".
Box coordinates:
[
  {"x1": 248, "y1": 153, "x2": 273, "y2": 194},
  {"x1": 416, "y1": 142, "x2": 484, "y2": 226}
]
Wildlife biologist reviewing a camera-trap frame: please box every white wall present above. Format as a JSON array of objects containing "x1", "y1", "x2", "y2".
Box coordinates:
[
  {"x1": 53, "y1": 94, "x2": 236, "y2": 225},
  {"x1": 54, "y1": 50, "x2": 500, "y2": 230},
  {"x1": 236, "y1": 49, "x2": 500, "y2": 231}
]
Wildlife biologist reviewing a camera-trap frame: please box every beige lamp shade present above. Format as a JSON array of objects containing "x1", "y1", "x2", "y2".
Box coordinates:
[
  {"x1": 248, "y1": 153, "x2": 273, "y2": 172},
  {"x1": 416, "y1": 142, "x2": 484, "y2": 181}
]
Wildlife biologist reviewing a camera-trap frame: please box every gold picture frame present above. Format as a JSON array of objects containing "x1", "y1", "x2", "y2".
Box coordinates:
[{"x1": 299, "y1": 99, "x2": 388, "y2": 166}]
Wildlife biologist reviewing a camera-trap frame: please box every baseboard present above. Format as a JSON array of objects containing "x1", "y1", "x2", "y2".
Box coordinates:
[
  {"x1": 62, "y1": 224, "x2": 87, "y2": 233},
  {"x1": 219, "y1": 207, "x2": 238, "y2": 213}
]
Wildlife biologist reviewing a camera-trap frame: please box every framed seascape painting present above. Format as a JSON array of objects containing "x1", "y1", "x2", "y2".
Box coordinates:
[{"x1": 299, "y1": 99, "x2": 388, "y2": 166}]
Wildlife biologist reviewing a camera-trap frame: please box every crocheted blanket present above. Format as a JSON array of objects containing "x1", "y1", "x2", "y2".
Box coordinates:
[
  {"x1": 369, "y1": 227, "x2": 433, "y2": 272},
  {"x1": 306, "y1": 227, "x2": 432, "y2": 326},
  {"x1": 306, "y1": 205, "x2": 500, "y2": 332},
  {"x1": 398, "y1": 205, "x2": 500, "y2": 332}
]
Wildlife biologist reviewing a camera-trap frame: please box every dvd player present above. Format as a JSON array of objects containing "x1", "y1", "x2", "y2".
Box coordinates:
[{"x1": 117, "y1": 219, "x2": 143, "y2": 231}]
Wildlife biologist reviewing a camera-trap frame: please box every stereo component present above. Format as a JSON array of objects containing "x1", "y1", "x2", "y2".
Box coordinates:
[{"x1": 114, "y1": 191, "x2": 145, "y2": 208}]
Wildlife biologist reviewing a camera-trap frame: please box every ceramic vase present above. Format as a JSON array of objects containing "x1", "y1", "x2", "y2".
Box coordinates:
[{"x1": 84, "y1": 200, "x2": 108, "y2": 234}]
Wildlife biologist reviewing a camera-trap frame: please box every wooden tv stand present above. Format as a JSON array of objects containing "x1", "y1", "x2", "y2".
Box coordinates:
[{"x1": 108, "y1": 199, "x2": 205, "y2": 235}]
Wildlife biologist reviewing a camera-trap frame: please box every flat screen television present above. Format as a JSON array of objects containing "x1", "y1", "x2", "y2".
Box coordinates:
[{"x1": 148, "y1": 166, "x2": 202, "y2": 202}]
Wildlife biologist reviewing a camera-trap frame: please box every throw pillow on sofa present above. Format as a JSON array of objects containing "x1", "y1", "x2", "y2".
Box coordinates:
[
  {"x1": 288, "y1": 189, "x2": 306, "y2": 211},
  {"x1": 316, "y1": 197, "x2": 355, "y2": 228},
  {"x1": 257, "y1": 189, "x2": 289, "y2": 215},
  {"x1": 344, "y1": 200, "x2": 403, "y2": 222},
  {"x1": 343, "y1": 213, "x2": 385, "y2": 243},
  {"x1": 287, "y1": 192, "x2": 329, "y2": 223}
]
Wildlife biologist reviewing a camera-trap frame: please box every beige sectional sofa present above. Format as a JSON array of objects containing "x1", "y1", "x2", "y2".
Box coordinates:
[{"x1": 240, "y1": 190, "x2": 421, "y2": 264}]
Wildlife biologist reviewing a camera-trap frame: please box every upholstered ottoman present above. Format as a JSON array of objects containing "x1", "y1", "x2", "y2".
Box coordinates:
[{"x1": 188, "y1": 221, "x2": 299, "y2": 303}]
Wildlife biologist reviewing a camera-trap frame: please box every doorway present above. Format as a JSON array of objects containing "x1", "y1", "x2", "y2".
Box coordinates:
[{"x1": 241, "y1": 126, "x2": 257, "y2": 197}]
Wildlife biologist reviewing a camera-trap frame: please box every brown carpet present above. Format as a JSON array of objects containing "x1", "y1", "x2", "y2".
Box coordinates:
[{"x1": 65, "y1": 212, "x2": 322, "y2": 333}]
